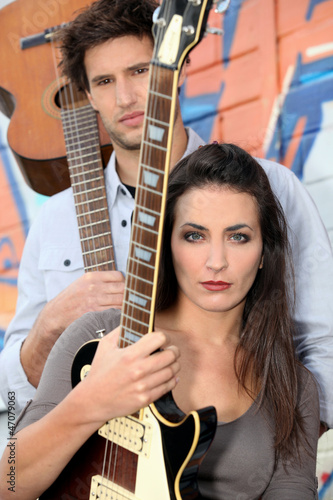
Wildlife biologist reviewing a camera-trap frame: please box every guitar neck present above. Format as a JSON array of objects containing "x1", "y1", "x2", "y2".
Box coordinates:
[
  {"x1": 119, "y1": 66, "x2": 177, "y2": 348},
  {"x1": 61, "y1": 98, "x2": 115, "y2": 272}
]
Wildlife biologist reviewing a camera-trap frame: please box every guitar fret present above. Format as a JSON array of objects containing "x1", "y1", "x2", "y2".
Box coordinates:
[
  {"x1": 62, "y1": 105, "x2": 91, "y2": 115},
  {"x1": 146, "y1": 116, "x2": 170, "y2": 127},
  {"x1": 124, "y1": 299, "x2": 149, "y2": 314},
  {"x1": 78, "y1": 217, "x2": 109, "y2": 229},
  {"x1": 80, "y1": 231, "x2": 112, "y2": 242},
  {"x1": 141, "y1": 162, "x2": 164, "y2": 175},
  {"x1": 69, "y1": 168, "x2": 101, "y2": 178},
  {"x1": 65, "y1": 130, "x2": 99, "y2": 142},
  {"x1": 137, "y1": 183, "x2": 163, "y2": 197},
  {"x1": 125, "y1": 287, "x2": 152, "y2": 302},
  {"x1": 71, "y1": 175, "x2": 104, "y2": 187},
  {"x1": 121, "y1": 328, "x2": 143, "y2": 344},
  {"x1": 82, "y1": 245, "x2": 112, "y2": 256},
  {"x1": 122, "y1": 312, "x2": 149, "y2": 328},
  {"x1": 74, "y1": 186, "x2": 104, "y2": 196},
  {"x1": 128, "y1": 256, "x2": 155, "y2": 270},
  {"x1": 84, "y1": 259, "x2": 115, "y2": 270},
  {"x1": 75, "y1": 196, "x2": 106, "y2": 206},
  {"x1": 142, "y1": 139, "x2": 168, "y2": 152},
  {"x1": 132, "y1": 222, "x2": 158, "y2": 235},
  {"x1": 135, "y1": 203, "x2": 161, "y2": 216},
  {"x1": 68, "y1": 152, "x2": 99, "y2": 162},
  {"x1": 62, "y1": 114, "x2": 99, "y2": 126},
  {"x1": 127, "y1": 271, "x2": 153, "y2": 285},
  {"x1": 77, "y1": 208, "x2": 108, "y2": 217},
  {"x1": 149, "y1": 89, "x2": 172, "y2": 100},
  {"x1": 66, "y1": 143, "x2": 99, "y2": 154}
]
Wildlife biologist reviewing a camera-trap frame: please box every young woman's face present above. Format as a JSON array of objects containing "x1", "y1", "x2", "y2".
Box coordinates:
[{"x1": 171, "y1": 185, "x2": 264, "y2": 315}]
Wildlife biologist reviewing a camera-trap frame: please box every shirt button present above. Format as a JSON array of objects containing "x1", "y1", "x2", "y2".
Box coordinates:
[
  {"x1": 64, "y1": 259, "x2": 71, "y2": 267},
  {"x1": 121, "y1": 220, "x2": 127, "y2": 227}
]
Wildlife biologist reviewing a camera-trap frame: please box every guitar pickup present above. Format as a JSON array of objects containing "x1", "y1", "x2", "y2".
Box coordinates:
[
  {"x1": 90, "y1": 475, "x2": 138, "y2": 500},
  {"x1": 98, "y1": 415, "x2": 152, "y2": 457}
]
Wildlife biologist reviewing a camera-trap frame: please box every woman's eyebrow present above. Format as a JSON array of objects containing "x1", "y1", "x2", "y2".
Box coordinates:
[
  {"x1": 180, "y1": 222, "x2": 208, "y2": 231},
  {"x1": 225, "y1": 223, "x2": 254, "y2": 232}
]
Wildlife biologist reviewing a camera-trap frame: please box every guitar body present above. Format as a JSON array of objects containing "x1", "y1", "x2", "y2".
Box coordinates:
[
  {"x1": 0, "y1": 0, "x2": 112, "y2": 196},
  {"x1": 40, "y1": 341, "x2": 217, "y2": 500}
]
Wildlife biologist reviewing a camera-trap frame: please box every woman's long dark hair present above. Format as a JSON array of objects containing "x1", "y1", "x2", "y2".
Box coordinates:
[{"x1": 157, "y1": 143, "x2": 307, "y2": 462}]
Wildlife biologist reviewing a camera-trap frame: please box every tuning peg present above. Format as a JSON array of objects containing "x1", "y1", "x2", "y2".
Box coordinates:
[
  {"x1": 214, "y1": 0, "x2": 231, "y2": 14},
  {"x1": 205, "y1": 25, "x2": 224, "y2": 36}
]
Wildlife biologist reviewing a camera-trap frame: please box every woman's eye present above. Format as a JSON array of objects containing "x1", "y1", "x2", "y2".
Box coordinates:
[
  {"x1": 230, "y1": 233, "x2": 249, "y2": 242},
  {"x1": 185, "y1": 232, "x2": 203, "y2": 242}
]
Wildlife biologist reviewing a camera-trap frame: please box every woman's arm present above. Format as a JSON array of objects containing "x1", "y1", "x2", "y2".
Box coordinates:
[
  {"x1": 0, "y1": 326, "x2": 180, "y2": 500},
  {"x1": 262, "y1": 368, "x2": 320, "y2": 499}
]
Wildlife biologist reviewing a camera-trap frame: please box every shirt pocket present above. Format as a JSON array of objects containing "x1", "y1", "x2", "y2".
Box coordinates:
[{"x1": 38, "y1": 247, "x2": 84, "y2": 302}]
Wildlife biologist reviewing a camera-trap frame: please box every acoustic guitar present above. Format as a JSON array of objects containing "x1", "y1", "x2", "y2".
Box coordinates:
[
  {"x1": 0, "y1": 0, "x2": 112, "y2": 196},
  {"x1": 59, "y1": 83, "x2": 115, "y2": 271},
  {"x1": 40, "y1": 0, "x2": 219, "y2": 498}
]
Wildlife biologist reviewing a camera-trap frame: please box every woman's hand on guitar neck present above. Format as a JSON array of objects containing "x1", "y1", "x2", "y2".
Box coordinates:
[
  {"x1": 20, "y1": 270, "x2": 125, "y2": 388},
  {"x1": 77, "y1": 327, "x2": 181, "y2": 428}
]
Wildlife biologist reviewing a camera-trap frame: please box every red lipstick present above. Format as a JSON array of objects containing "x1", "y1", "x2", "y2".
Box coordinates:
[{"x1": 201, "y1": 281, "x2": 231, "y2": 291}]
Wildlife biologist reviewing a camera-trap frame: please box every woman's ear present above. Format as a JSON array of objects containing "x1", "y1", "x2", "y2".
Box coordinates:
[{"x1": 259, "y1": 254, "x2": 264, "y2": 269}]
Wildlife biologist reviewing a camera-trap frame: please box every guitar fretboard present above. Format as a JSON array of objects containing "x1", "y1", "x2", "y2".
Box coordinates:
[
  {"x1": 119, "y1": 67, "x2": 175, "y2": 348},
  {"x1": 61, "y1": 97, "x2": 115, "y2": 272}
]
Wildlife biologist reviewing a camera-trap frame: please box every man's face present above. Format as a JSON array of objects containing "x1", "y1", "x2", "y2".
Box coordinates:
[{"x1": 85, "y1": 35, "x2": 153, "y2": 152}]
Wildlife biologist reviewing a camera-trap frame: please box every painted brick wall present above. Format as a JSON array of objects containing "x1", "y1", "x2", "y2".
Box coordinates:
[{"x1": 0, "y1": 0, "x2": 332, "y2": 494}]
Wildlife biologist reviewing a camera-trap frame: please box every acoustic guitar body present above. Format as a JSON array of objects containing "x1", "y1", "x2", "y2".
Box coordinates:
[{"x1": 0, "y1": 0, "x2": 112, "y2": 196}]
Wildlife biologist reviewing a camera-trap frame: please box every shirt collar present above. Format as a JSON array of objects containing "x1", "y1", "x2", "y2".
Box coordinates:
[{"x1": 104, "y1": 127, "x2": 205, "y2": 208}]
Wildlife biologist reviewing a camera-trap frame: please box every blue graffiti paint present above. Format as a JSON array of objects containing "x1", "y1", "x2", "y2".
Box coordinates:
[
  {"x1": 180, "y1": 81, "x2": 225, "y2": 143},
  {"x1": 319, "y1": 470, "x2": 333, "y2": 499},
  {"x1": 222, "y1": 0, "x2": 243, "y2": 68},
  {"x1": 0, "y1": 139, "x2": 29, "y2": 238},
  {"x1": 0, "y1": 236, "x2": 19, "y2": 287},
  {"x1": 306, "y1": 0, "x2": 330, "y2": 21},
  {"x1": 265, "y1": 53, "x2": 333, "y2": 179}
]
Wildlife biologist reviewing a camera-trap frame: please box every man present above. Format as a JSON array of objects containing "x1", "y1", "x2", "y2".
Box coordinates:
[{"x1": 0, "y1": 0, "x2": 332, "y2": 433}]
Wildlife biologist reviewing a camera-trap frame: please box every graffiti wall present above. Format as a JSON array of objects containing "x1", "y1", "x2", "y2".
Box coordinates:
[
  {"x1": 0, "y1": 0, "x2": 332, "y2": 494},
  {"x1": 181, "y1": 0, "x2": 333, "y2": 245}
]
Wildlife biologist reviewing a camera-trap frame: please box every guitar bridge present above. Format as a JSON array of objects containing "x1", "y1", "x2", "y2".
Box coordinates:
[{"x1": 98, "y1": 415, "x2": 152, "y2": 457}]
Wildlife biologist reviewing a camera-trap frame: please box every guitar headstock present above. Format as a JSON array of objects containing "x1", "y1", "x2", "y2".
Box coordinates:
[{"x1": 152, "y1": 0, "x2": 214, "y2": 70}]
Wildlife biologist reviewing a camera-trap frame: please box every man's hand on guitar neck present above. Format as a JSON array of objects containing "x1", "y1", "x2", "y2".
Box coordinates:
[{"x1": 20, "y1": 270, "x2": 125, "y2": 388}]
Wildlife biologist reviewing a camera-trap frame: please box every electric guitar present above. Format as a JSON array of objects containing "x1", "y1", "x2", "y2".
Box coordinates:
[{"x1": 40, "y1": 1, "x2": 221, "y2": 498}]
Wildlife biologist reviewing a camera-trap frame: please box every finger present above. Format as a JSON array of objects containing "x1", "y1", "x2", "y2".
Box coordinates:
[
  {"x1": 146, "y1": 372, "x2": 180, "y2": 404},
  {"x1": 127, "y1": 331, "x2": 169, "y2": 359},
  {"x1": 97, "y1": 293, "x2": 124, "y2": 308}
]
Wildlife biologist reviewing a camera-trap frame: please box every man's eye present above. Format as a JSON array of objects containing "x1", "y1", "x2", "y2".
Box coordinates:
[
  {"x1": 135, "y1": 68, "x2": 148, "y2": 75},
  {"x1": 98, "y1": 78, "x2": 112, "y2": 85}
]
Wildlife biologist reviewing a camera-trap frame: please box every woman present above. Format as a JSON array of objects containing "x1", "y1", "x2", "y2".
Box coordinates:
[{"x1": 0, "y1": 144, "x2": 319, "y2": 499}]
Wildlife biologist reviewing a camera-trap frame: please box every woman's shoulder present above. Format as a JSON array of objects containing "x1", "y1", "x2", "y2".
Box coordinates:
[{"x1": 296, "y1": 363, "x2": 320, "y2": 413}]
